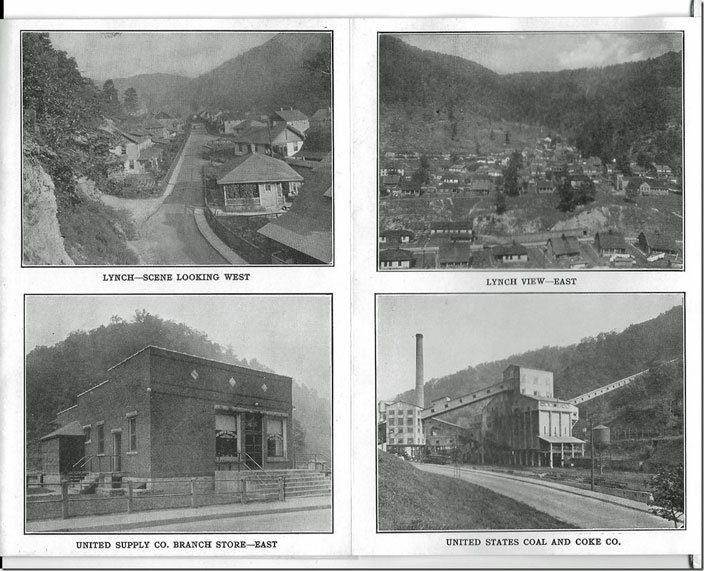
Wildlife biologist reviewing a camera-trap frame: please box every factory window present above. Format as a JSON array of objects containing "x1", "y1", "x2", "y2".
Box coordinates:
[
  {"x1": 406, "y1": 438, "x2": 413, "y2": 444},
  {"x1": 389, "y1": 438, "x2": 395, "y2": 444},
  {"x1": 407, "y1": 418, "x2": 413, "y2": 425},
  {"x1": 215, "y1": 414, "x2": 238, "y2": 458},
  {"x1": 388, "y1": 418, "x2": 394, "y2": 426},
  {"x1": 388, "y1": 410, "x2": 395, "y2": 415}
]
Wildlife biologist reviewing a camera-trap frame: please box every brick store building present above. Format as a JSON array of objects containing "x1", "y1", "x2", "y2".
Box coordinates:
[{"x1": 39, "y1": 346, "x2": 293, "y2": 482}]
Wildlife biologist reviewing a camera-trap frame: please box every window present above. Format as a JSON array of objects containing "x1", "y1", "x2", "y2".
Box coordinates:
[
  {"x1": 388, "y1": 418, "x2": 394, "y2": 426},
  {"x1": 267, "y1": 417, "x2": 285, "y2": 458},
  {"x1": 83, "y1": 426, "x2": 91, "y2": 444},
  {"x1": 388, "y1": 410, "x2": 394, "y2": 415},
  {"x1": 97, "y1": 424, "x2": 105, "y2": 454},
  {"x1": 215, "y1": 414, "x2": 238, "y2": 458},
  {"x1": 128, "y1": 417, "x2": 137, "y2": 452}
]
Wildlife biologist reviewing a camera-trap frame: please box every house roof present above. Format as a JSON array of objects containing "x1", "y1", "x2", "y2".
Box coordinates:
[
  {"x1": 380, "y1": 229, "x2": 414, "y2": 240},
  {"x1": 216, "y1": 153, "x2": 304, "y2": 185},
  {"x1": 298, "y1": 126, "x2": 331, "y2": 154},
  {"x1": 273, "y1": 109, "x2": 309, "y2": 123},
  {"x1": 539, "y1": 436, "x2": 585, "y2": 444},
  {"x1": 493, "y1": 241, "x2": 528, "y2": 257},
  {"x1": 257, "y1": 165, "x2": 332, "y2": 263},
  {"x1": 430, "y1": 221, "x2": 472, "y2": 231},
  {"x1": 138, "y1": 147, "x2": 162, "y2": 161},
  {"x1": 639, "y1": 231, "x2": 678, "y2": 253},
  {"x1": 628, "y1": 177, "x2": 668, "y2": 190},
  {"x1": 40, "y1": 420, "x2": 84, "y2": 441},
  {"x1": 548, "y1": 235, "x2": 580, "y2": 256},
  {"x1": 438, "y1": 243, "x2": 472, "y2": 264},
  {"x1": 379, "y1": 249, "x2": 415, "y2": 262},
  {"x1": 471, "y1": 180, "x2": 491, "y2": 191},
  {"x1": 234, "y1": 123, "x2": 304, "y2": 146},
  {"x1": 596, "y1": 230, "x2": 627, "y2": 250}
]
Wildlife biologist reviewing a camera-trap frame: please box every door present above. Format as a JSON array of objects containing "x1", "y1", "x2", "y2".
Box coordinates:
[
  {"x1": 113, "y1": 432, "x2": 122, "y2": 472},
  {"x1": 259, "y1": 183, "x2": 279, "y2": 210},
  {"x1": 244, "y1": 413, "x2": 263, "y2": 468}
]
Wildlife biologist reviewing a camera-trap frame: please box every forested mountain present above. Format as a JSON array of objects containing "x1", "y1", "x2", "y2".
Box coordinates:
[
  {"x1": 394, "y1": 305, "x2": 684, "y2": 417},
  {"x1": 112, "y1": 73, "x2": 191, "y2": 115},
  {"x1": 380, "y1": 35, "x2": 682, "y2": 167},
  {"x1": 110, "y1": 33, "x2": 332, "y2": 117},
  {"x1": 25, "y1": 311, "x2": 331, "y2": 458}
]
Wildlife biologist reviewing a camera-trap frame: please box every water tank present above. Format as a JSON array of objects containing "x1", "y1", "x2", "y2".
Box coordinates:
[{"x1": 592, "y1": 425, "x2": 611, "y2": 449}]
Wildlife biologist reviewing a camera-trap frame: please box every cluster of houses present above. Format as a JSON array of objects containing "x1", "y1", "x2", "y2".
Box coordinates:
[
  {"x1": 103, "y1": 112, "x2": 184, "y2": 190},
  {"x1": 380, "y1": 136, "x2": 680, "y2": 199},
  {"x1": 196, "y1": 106, "x2": 333, "y2": 265},
  {"x1": 379, "y1": 223, "x2": 681, "y2": 270}
]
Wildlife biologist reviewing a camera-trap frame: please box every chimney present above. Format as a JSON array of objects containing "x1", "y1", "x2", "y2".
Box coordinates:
[{"x1": 415, "y1": 333, "x2": 424, "y2": 409}]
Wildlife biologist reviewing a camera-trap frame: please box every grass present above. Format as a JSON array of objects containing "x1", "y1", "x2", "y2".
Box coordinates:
[
  {"x1": 58, "y1": 198, "x2": 139, "y2": 265},
  {"x1": 377, "y1": 451, "x2": 576, "y2": 530}
]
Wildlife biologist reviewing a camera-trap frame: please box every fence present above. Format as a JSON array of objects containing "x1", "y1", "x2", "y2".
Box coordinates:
[
  {"x1": 26, "y1": 473, "x2": 284, "y2": 521},
  {"x1": 292, "y1": 453, "x2": 331, "y2": 474},
  {"x1": 202, "y1": 206, "x2": 271, "y2": 264}
]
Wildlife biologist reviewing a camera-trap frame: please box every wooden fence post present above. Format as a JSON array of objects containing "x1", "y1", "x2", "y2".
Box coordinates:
[
  {"x1": 241, "y1": 479, "x2": 247, "y2": 504},
  {"x1": 61, "y1": 480, "x2": 69, "y2": 519},
  {"x1": 127, "y1": 481, "x2": 133, "y2": 513},
  {"x1": 190, "y1": 478, "x2": 196, "y2": 508}
]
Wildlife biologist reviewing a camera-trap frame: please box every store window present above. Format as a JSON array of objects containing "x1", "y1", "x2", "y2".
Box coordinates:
[
  {"x1": 215, "y1": 414, "x2": 238, "y2": 458},
  {"x1": 267, "y1": 417, "x2": 285, "y2": 458}
]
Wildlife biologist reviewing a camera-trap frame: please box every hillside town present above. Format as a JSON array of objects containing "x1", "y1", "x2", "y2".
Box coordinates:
[
  {"x1": 196, "y1": 106, "x2": 333, "y2": 264},
  {"x1": 378, "y1": 133, "x2": 683, "y2": 270}
]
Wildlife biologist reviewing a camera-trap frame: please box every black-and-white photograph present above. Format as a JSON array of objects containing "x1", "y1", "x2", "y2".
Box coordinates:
[
  {"x1": 377, "y1": 32, "x2": 683, "y2": 271},
  {"x1": 25, "y1": 295, "x2": 332, "y2": 533},
  {"x1": 376, "y1": 294, "x2": 684, "y2": 530},
  {"x1": 22, "y1": 31, "x2": 333, "y2": 266}
]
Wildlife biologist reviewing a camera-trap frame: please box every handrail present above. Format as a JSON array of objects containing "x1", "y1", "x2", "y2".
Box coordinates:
[
  {"x1": 71, "y1": 455, "x2": 94, "y2": 471},
  {"x1": 239, "y1": 452, "x2": 279, "y2": 487}
]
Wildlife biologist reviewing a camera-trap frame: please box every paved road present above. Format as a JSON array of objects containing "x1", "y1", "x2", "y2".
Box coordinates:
[
  {"x1": 128, "y1": 131, "x2": 228, "y2": 265},
  {"x1": 127, "y1": 508, "x2": 331, "y2": 532},
  {"x1": 416, "y1": 464, "x2": 670, "y2": 529}
]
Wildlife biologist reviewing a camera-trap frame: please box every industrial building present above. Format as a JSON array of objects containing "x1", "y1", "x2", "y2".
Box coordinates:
[{"x1": 379, "y1": 334, "x2": 585, "y2": 468}]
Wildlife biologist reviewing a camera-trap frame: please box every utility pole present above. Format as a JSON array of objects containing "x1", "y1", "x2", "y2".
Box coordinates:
[{"x1": 590, "y1": 418, "x2": 595, "y2": 492}]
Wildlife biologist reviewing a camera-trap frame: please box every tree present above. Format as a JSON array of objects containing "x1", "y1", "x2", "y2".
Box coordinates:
[
  {"x1": 123, "y1": 87, "x2": 139, "y2": 114},
  {"x1": 494, "y1": 190, "x2": 507, "y2": 215},
  {"x1": 292, "y1": 419, "x2": 307, "y2": 455},
  {"x1": 557, "y1": 177, "x2": 576, "y2": 212},
  {"x1": 504, "y1": 131, "x2": 510, "y2": 145},
  {"x1": 102, "y1": 79, "x2": 118, "y2": 104},
  {"x1": 503, "y1": 150, "x2": 522, "y2": 197},
  {"x1": 647, "y1": 465, "x2": 684, "y2": 527}
]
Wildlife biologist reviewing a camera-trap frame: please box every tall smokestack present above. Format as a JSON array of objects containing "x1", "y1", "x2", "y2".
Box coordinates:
[{"x1": 415, "y1": 333, "x2": 424, "y2": 409}]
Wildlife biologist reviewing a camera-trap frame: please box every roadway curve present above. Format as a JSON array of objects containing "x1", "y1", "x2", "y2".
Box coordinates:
[
  {"x1": 416, "y1": 464, "x2": 670, "y2": 529},
  {"x1": 125, "y1": 131, "x2": 228, "y2": 265}
]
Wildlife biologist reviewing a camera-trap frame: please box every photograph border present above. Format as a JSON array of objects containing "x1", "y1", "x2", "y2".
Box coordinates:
[
  {"x1": 20, "y1": 28, "x2": 336, "y2": 268},
  {"x1": 23, "y1": 292, "x2": 335, "y2": 535},
  {"x1": 375, "y1": 30, "x2": 686, "y2": 273},
  {"x1": 373, "y1": 291, "x2": 690, "y2": 533}
]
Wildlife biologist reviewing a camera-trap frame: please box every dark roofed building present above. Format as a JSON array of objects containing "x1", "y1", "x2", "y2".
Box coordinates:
[
  {"x1": 438, "y1": 243, "x2": 473, "y2": 269},
  {"x1": 492, "y1": 241, "x2": 529, "y2": 264},
  {"x1": 637, "y1": 231, "x2": 679, "y2": 255},
  {"x1": 379, "y1": 229, "x2": 414, "y2": 248},
  {"x1": 379, "y1": 248, "x2": 415, "y2": 270},
  {"x1": 257, "y1": 164, "x2": 332, "y2": 264},
  {"x1": 216, "y1": 153, "x2": 303, "y2": 214},
  {"x1": 546, "y1": 235, "x2": 581, "y2": 259},
  {"x1": 594, "y1": 230, "x2": 628, "y2": 256}
]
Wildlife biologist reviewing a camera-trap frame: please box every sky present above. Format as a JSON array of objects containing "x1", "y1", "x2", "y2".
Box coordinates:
[
  {"x1": 396, "y1": 32, "x2": 683, "y2": 74},
  {"x1": 48, "y1": 32, "x2": 275, "y2": 81},
  {"x1": 25, "y1": 295, "x2": 331, "y2": 397},
  {"x1": 376, "y1": 294, "x2": 682, "y2": 401}
]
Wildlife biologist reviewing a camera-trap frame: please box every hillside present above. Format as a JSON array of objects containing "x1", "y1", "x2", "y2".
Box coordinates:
[
  {"x1": 111, "y1": 33, "x2": 332, "y2": 117},
  {"x1": 25, "y1": 310, "x2": 331, "y2": 459},
  {"x1": 181, "y1": 33, "x2": 331, "y2": 115},
  {"x1": 380, "y1": 35, "x2": 682, "y2": 167},
  {"x1": 112, "y1": 73, "x2": 191, "y2": 115},
  {"x1": 395, "y1": 305, "x2": 683, "y2": 429},
  {"x1": 378, "y1": 451, "x2": 575, "y2": 530}
]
